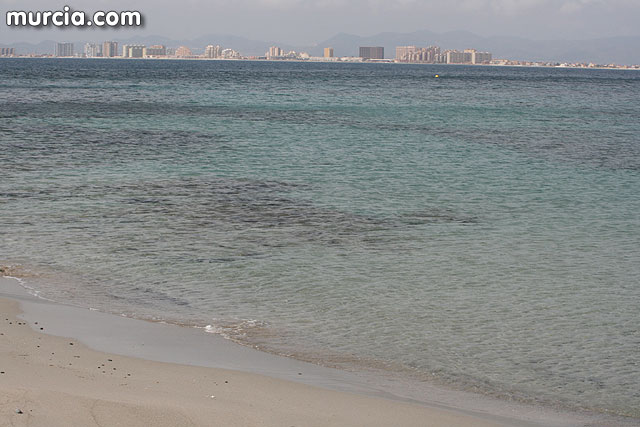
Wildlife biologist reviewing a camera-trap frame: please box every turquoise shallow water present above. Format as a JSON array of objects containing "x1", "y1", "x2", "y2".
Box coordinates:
[{"x1": 1, "y1": 58, "x2": 639, "y2": 418}]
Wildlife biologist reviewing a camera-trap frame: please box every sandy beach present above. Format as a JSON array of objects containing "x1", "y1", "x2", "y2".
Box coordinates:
[
  {"x1": 1, "y1": 276, "x2": 624, "y2": 427},
  {"x1": 0, "y1": 292, "x2": 506, "y2": 426}
]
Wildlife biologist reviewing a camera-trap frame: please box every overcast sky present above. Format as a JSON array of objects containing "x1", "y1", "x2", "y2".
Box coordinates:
[{"x1": 2, "y1": 0, "x2": 639, "y2": 44}]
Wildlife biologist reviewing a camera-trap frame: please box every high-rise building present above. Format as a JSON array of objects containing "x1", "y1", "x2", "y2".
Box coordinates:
[
  {"x1": 464, "y1": 49, "x2": 492, "y2": 64},
  {"x1": 396, "y1": 46, "x2": 418, "y2": 61},
  {"x1": 267, "y1": 46, "x2": 283, "y2": 59},
  {"x1": 204, "y1": 45, "x2": 222, "y2": 59},
  {"x1": 221, "y1": 48, "x2": 241, "y2": 59},
  {"x1": 175, "y1": 46, "x2": 193, "y2": 58},
  {"x1": 0, "y1": 47, "x2": 15, "y2": 56},
  {"x1": 426, "y1": 46, "x2": 442, "y2": 63},
  {"x1": 55, "y1": 42, "x2": 74, "y2": 57},
  {"x1": 324, "y1": 47, "x2": 334, "y2": 58},
  {"x1": 474, "y1": 52, "x2": 492, "y2": 64},
  {"x1": 145, "y1": 45, "x2": 167, "y2": 57},
  {"x1": 359, "y1": 46, "x2": 384, "y2": 60},
  {"x1": 102, "y1": 41, "x2": 118, "y2": 58},
  {"x1": 445, "y1": 50, "x2": 472, "y2": 64},
  {"x1": 397, "y1": 45, "x2": 478, "y2": 64},
  {"x1": 84, "y1": 43, "x2": 102, "y2": 58},
  {"x1": 122, "y1": 45, "x2": 145, "y2": 58}
]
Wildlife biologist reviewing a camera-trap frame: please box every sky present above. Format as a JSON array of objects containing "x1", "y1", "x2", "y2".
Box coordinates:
[{"x1": 2, "y1": 0, "x2": 639, "y2": 45}]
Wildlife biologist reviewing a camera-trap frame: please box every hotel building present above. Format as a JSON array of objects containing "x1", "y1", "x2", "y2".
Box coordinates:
[
  {"x1": 267, "y1": 46, "x2": 284, "y2": 59},
  {"x1": 359, "y1": 46, "x2": 384, "y2": 59},
  {"x1": 204, "y1": 45, "x2": 222, "y2": 59},
  {"x1": 145, "y1": 45, "x2": 167, "y2": 57},
  {"x1": 55, "y1": 42, "x2": 74, "y2": 57},
  {"x1": 84, "y1": 43, "x2": 102, "y2": 58},
  {"x1": 102, "y1": 41, "x2": 119, "y2": 58},
  {"x1": 122, "y1": 45, "x2": 145, "y2": 58}
]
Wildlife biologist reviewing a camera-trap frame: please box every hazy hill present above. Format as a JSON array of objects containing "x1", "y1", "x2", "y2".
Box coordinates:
[
  {"x1": 2, "y1": 30, "x2": 639, "y2": 64},
  {"x1": 314, "y1": 31, "x2": 640, "y2": 64},
  {"x1": 0, "y1": 35, "x2": 292, "y2": 57},
  {"x1": 1, "y1": 40, "x2": 57, "y2": 55}
]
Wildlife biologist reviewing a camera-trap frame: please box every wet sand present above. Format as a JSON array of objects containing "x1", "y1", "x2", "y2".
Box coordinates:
[{"x1": 0, "y1": 277, "x2": 611, "y2": 426}]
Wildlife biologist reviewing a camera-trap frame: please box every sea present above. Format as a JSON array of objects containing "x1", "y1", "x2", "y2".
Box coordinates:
[{"x1": 1, "y1": 58, "x2": 639, "y2": 420}]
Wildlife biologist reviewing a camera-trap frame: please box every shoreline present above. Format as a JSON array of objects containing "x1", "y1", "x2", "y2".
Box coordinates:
[
  {"x1": 0, "y1": 276, "x2": 627, "y2": 426},
  {"x1": 0, "y1": 299, "x2": 490, "y2": 426},
  {"x1": 1, "y1": 56, "x2": 639, "y2": 71}
]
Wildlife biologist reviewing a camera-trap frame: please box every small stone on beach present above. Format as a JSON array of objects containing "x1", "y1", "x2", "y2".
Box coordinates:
[{"x1": 15, "y1": 409, "x2": 23, "y2": 414}]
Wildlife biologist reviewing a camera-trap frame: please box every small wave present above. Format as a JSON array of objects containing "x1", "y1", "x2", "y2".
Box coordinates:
[
  {"x1": 1, "y1": 264, "x2": 74, "y2": 303},
  {"x1": 198, "y1": 318, "x2": 271, "y2": 342}
]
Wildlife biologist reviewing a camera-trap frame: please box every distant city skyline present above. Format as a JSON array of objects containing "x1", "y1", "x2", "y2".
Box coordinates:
[
  {"x1": 4, "y1": 27, "x2": 640, "y2": 66},
  {"x1": 26, "y1": 39, "x2": 634, "y2": 69},
  {"x1": 1, "y1": 0, "x2": 639, "y2": 46}
]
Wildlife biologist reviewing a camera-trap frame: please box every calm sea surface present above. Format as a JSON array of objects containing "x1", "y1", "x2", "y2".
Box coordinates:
[{"x1": 1, "y1": 59, "x2": 639, "y2": 418}]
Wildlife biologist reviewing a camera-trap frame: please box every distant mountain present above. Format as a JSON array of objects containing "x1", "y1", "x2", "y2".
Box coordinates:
[
  {"x1": 3, "y1": 30, "x2": 640, "y2": 64},
  {"x1": 109, "y1": 34, "x2": 297, "y2": 56},
  {"x1": 314, "y1": 31, "x2": 640, "y2": 64},
  {"x1": 1, "y1": 40, "x2": 57, "y2": 55},
  {"x1": 0, "y1": 34, "x2": 292, "y2": 57}
]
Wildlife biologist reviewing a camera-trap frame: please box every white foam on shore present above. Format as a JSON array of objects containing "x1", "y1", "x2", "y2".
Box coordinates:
[
  {"x1": 198, "y1": 318, "x2": 269, "y2": 341},
  {"x1": 0, "y1": 276, "x2": 631, "y2": 427},
  {"x1": 3, "y1": 274, "x2": 57, "y2": 302}
]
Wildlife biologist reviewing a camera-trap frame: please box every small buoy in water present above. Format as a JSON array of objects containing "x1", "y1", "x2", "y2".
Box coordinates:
[{"x1": 435, "y1": 74, "x2": 439, "y2": 78}]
